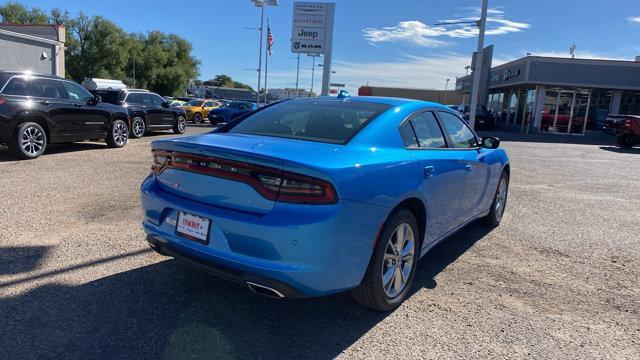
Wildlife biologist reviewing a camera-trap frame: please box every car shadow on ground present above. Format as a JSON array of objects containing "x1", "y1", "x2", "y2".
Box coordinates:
[
  {"x1": 0, "y1": 142, "x2": 109, "y2": 162},
  {"x1": 0, "y1": 222, "x2": 492, "y2": 360},
  {"x1": 478, "y1": 130, "x2": 616, "y2": 146},
  {"x1": 599, "y1": 146, "x2": 640, "y2": 154}
]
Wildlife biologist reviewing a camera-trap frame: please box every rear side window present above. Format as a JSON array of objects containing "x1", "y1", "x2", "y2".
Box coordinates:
[
  {"x1": 2, "y1": 77, "x2": 31, "y2": 96},
  {"x1": 229, "y1": 100, "x2": 391, "y2": 144},
  {"x1": 35, "y1": 78, "x2": 67, "y2": 100},
  {"x1": 125, "y1": 93, "x2": 142, "y2": 104},
  {"x1": 437, "y1": 111, "x2": 478, "y2": 148},
  {"x1": 410, "y1": 111, "x2": 446, "y2": 148},
  {"x1": 399, "y1": 121, "x2": 419, "y2": 148},
  {"x1": 62, "y1": 81, "x2": 93, "y2": 102}
]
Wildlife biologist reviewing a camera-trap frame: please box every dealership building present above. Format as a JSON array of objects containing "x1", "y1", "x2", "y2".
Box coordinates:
[
  {"x1": 456, "y1": 55, "x2": 640, "y2": 135},
  {"x1": 0, "y1": 24, "x2": 66, "y2": 77}
]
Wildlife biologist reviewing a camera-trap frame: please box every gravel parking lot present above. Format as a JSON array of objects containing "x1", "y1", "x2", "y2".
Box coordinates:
[{"x1": 0, "y1": 127, "x2": 638, "y2": 360}]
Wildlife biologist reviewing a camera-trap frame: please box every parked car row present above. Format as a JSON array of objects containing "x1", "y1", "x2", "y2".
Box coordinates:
[{"x1": 0, "y1": 71, "x2": 186, "y2": 160}]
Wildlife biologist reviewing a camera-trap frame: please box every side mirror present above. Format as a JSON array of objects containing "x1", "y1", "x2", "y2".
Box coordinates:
[
  {"x1": 92, "y1": 95, "x2": 102, "y2": 104},
  {"x1": 161, "y1": 102, "x2": 170, "y2": 108},
  {"x1": 481, "y1": 136, "x2": 500, "y2": 149}
]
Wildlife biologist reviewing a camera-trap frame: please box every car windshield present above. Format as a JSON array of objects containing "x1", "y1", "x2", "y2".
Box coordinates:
[
  {"x1": 226, "y1": 102, "x2": 245, "y2": 109},
  {"x1": 228, "y1": 99, "x2": 391, "y2": 144},
  {"x1": 187, "y1": 100, "x2": 203, "y2": 106}
]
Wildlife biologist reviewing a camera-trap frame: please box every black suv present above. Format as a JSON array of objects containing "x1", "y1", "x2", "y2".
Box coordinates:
[
  {"x1": 90, "y1": 88, "x2": 187, "y2": 138},
  {"x1": 0, "y1": 71, "x2": 130, "y2": 159}
]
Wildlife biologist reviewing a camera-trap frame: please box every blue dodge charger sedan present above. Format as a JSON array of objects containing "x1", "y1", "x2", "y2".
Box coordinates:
[{"x1": 141, "y1": 93, "x2": 510, "y2": 311}]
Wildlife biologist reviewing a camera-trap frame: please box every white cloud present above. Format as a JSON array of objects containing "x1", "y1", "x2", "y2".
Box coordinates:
[
  {"x1": 526, "y1": 50, "x2": 629, "y2": 61},
  {"x1": 363, "y1": 7, "x2": 529, "y2": 47},
  {"x1": 628, "y1": 16, "x2": 640, "y2": 25}
]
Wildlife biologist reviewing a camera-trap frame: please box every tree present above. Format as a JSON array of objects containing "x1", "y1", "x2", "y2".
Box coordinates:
[
  {"x1": 0, "y1": 1, "x2": 48, "y2": 24},
  {"x1": 0, "y1": 2, "x2": 200, "y2": 96}
]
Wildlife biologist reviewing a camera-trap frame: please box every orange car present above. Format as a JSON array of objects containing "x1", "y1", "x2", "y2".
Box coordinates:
[{"x1": 181, "y1": 99, "x2": 221, "y2": 124}]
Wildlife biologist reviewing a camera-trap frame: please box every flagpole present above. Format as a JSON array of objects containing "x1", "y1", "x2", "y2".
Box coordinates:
[{"x1": 264, "y1": 18, "x2": 270, "y2": 106}]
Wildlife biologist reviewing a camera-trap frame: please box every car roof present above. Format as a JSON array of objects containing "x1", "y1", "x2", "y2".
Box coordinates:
[
  {"x1": 0, "y1": 70, "x2": 62, "y2": 80},
  {"x1": 289, "y1": 95, "x2": 450, "y2": 110}
]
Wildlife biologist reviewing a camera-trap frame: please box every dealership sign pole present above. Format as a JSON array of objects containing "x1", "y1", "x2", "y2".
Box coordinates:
[
  {"x1": 469, "y1": 0, "x2": 488, "y2": 130},
  {"x1": 291, "y1": 1, "x2": 336, "y2": 96}
]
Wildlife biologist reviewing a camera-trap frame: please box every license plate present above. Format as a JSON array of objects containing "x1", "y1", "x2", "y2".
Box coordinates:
[{"x1": 176, "y1": 211, "x2": 211, "y2": 244}]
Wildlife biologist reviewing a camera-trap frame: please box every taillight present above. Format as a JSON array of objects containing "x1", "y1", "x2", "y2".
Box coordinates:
[
  {"x1": 0, "y1": 97, "x2": 6, "y2": 105},
  {"x1": 151, "y1": 150, "x2": 338, "y2": 205},
  {"x1": 624, "y1": 119, "x2": 633, "y2": 129}
]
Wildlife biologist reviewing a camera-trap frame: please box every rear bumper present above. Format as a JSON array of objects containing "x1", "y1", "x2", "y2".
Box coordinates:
[{"x1": 140, "y1": 174, "x2": 390, "y2": 297}]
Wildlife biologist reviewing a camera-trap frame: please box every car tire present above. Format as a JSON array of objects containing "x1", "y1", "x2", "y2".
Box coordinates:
[
  {"x1": 193, "y1": 113, "x2": 202, "y2": 124},
  {"x1": 351, "y1": 208, "x2": 420, "y2": 311},
  {"x1": 616, "y1": 135, "x2": 633, "y2": 149},
  {"x1": 10, "y1": 122, "x2": 47, "y2": 160},
  {"x1": 484, "y1": 171, "x2": 509, "y2": 226},
  {"x1": 105, "y1": 119, "x2": 128, "y2": 148},
  {"x1": 130, "y1": 116, "x2": 146, "y2": 138},
  {"x1": 174, "y1": 115, "x2": 187, "y2": 134}
]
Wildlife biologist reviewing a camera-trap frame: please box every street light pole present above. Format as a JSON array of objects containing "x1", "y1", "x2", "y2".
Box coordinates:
[
  {"x1": 469, "y1": 0, "x2": 488, "y2": 130},
  {"x1": 310, "y1": 55, "x2": 316, "y2": 94},
  {"x1": 250, "y1": 0, "x2": 278, "y2": 105},
  {"x1": 295, "y1": 53, "x2": 300, "y2": 97},
  {"x1": 444, "y1": 78, "x2": 450, "y2": 104}
]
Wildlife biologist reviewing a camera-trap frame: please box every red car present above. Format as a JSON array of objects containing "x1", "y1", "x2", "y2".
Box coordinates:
[
  {"x1": 603, "y1": 115, "x2": 640, "y2": 148},
  {"x1": 541, "y1": 113, "x2": 586, "y2": 133}
]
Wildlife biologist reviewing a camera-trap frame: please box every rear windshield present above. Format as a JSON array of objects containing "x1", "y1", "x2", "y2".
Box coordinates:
[{"x1": 228, "y1": 99, "x2": 391, "y2": 144}]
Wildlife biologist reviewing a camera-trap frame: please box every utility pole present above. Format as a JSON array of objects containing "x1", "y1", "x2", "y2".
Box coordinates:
[
  {"x1": 256, "y1": 5, "x2": 264, "y2": 105},
  {"x1": 468, "y1": 0, "x2": 488, "y2": 130}
]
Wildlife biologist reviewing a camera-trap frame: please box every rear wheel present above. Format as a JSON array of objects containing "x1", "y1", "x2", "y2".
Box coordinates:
[
  {"x1": 106, "y1": 119, "x2": 128, "y2": 148},
  {"x1": 484, "y1": 171, "x2": 509, "y2": 226},
  {"x1": 10, "y1": 122, "x2": 47, "y2": 159},
  {"x1": 617, "y1": 135, "x2": 633, "y2": 148},
  {"x1": 193, "y1": 113, "x2": 202, "y2": 124},
  {"x1": 130, "y1": 116, "x2": 146, "y2": 138},
  {"x1": 352, "y1": 209, "x2": 419, "y2": 311},
  {"x1": 174, "y1": 115, "x2": 186, "y2": 134}
]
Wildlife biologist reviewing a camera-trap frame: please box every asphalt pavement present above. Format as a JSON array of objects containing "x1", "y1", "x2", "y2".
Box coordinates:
[{"x1": 0, "y1": 126, "x2": 638, "y2": 359}]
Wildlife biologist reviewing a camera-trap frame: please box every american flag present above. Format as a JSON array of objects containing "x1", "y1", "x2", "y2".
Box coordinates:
[{"x1": 267, "y1": 22, "x2": 275, "y2": 56}]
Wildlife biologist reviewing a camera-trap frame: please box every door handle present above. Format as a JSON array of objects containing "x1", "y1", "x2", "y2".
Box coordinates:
[
  {"x1": 465, "y1": 164, "x2": 472, "y2": 173},
  {"x1": 74, "y1": 103, "x2": 83, "y2": 107},
  {"x1": 39, "y1": 100, "x2": 50, "y2": 105},
  {"x1": 424, "y1": 166, "x2": 435, "y2": 178}
]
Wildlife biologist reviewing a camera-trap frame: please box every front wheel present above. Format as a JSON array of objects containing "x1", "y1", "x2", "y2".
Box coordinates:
[
  {"x1": 484, "y1": 171, "x2": 509, "y2": 226},
  {"x1": 130, "y1": 116, "x2": 146, "y2": 138},
  {"x1": 351, "y1": 209, "x2": 419, "y2": 311},
  {"x1": 11, "y1": 122, "x2": 47, "y2": 159},
  {"x1": 174, "y1": 115, "x2": 186, "y2": 134},
  {"x1": 193, "y1": 113, "x2": 202, "y2": 124},
  {"x1": 106, "y1": 119, "x2": 128, "y2": 148}
]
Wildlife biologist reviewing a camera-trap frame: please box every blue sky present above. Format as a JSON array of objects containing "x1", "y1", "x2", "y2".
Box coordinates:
[{"x1": 12, "y1": 0, "x2": 640, "y2": 92}]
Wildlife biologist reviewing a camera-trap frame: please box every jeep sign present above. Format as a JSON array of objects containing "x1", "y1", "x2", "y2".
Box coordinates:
[{"x1": 292, "y1": 27, "x2": 325, "y2": 41}]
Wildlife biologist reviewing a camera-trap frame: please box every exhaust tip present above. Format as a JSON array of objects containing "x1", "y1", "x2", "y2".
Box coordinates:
[{"x1": 247, "y1": 282, "x2": 285, "y2": 299}]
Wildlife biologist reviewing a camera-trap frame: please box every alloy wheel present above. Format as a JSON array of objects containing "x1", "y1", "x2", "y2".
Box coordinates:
[
  {"x1": 20, "y1": 126, "x2": 45, "y2": 156},
  {"x1": 494, "y1": 177, "x2": 508, "y2": 221},
  {"x1": 177, "y1": 116, "x2": 186, "y2": 132},
  {"x1": 381, "y1": 223, "x2": 415, "y2": 298},
  {"x1": 194, "y1": 114, "x2": 202, "y2": 124},
  {"x1": 113, "y1": 122, "x2": 128, "y2": 146},
  {"x1": 132, "y1": 117, "x2": 145, "y2": 137}
]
